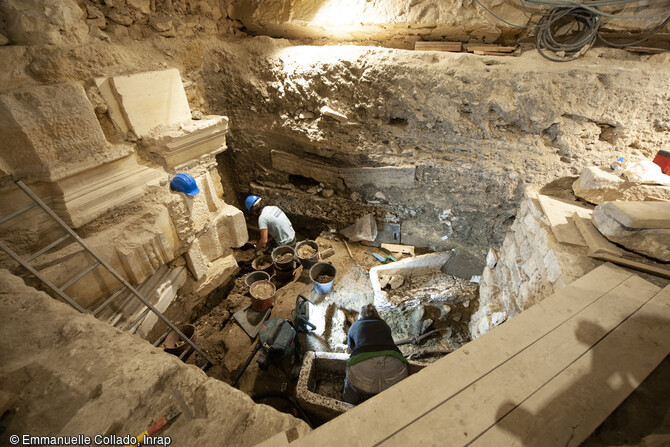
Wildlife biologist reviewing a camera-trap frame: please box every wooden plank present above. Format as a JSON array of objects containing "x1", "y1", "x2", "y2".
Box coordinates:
[
  {"x1": 466, "y1": 44, "x2": 517, "y2": 53},
  {"x1": 537, "y1": 194, "x2": 592, "y2": 246},
  {"x1": 590, "y1": 254, "x2": 670, "y2": 280},
  {"x1": 381, "y1": 275, "x2": 661, "y2": 446},
  {"x1": 624, "y1": 46, "x2": 667, "y2": 54},
  {"x1": 572, "y1": 213, "x2": 624, "y2": 257},
  {"x1": 271, "y1": 150, "x2": 341, "y2": 186},
  {"x1": 381, "y1": 243, "x2": 415, "y2": 256},
  {"x1": 472, "y1": 50, "x2": 516, "y2": 56},
  {"x1": 602, "y1": 201, "x2": 670, "y2": 229},
  {"x1": 289, "y1": 264, "x2": 634, "y2": 447},
  {"x1": 414, "y1": 41, "x2": 462, "y2": 52},
  {"x1": 474, "y1": 285, "x2": 670, "y2": 446}
]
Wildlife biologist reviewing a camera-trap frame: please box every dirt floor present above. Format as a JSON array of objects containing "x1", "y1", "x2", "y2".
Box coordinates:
[{"x1": 184, "y1": 234, "x2": 480, "y2": 425}]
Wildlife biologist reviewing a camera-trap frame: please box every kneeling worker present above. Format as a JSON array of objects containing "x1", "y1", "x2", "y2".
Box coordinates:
[
  {"x1": 344, "y1": 304, "x2": 408, "y2": 405},
  {"x1": 245, "y1": 195, "x2": 295, "y2": 254}
]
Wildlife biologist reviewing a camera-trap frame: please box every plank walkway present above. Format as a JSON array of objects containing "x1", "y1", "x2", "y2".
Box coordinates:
[{"x1": 285, "y1": 264, "x2": 670, "y2": 447}]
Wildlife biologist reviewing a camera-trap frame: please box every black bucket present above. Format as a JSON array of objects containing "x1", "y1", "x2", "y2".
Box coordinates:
[
  {"x1": 272, "y1": 245, "x2": 296, "y2": 271},
  {"x1": 296, "y1": 240, "x2": 319, "y2": 269},
  {"x1": 244, "y1": 270, "x2": 271, "y2": 289}
]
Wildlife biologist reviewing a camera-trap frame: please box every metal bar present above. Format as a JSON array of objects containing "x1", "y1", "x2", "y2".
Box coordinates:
[
  {"x1": 127, "y1": 307, "x2": 151, "y2": 333},
  {"x1": 25, "y1": 234, "x2": 72, "y2": 262},
  {"x1": 60, "y1": 261, "x2": 101, "y2": 291},
  {"x1": 0, "y1": 240, "x2": 87, "y2": 314},
  {"x1": 154, "y1": 328, "x2": 171, "y2": 347},
  {"x1": 0, "y1": 202, "x2": 37, "y2": 225},
  {"x1": 15, "y1": 180, "x2": 216, "y2": 366},
  {"x1": 92, "y1": 287, "x2": 125, "y2": 316}
]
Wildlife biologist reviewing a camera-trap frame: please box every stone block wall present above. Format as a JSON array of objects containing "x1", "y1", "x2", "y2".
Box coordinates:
[
  {"x1": 0, "y1": 68, "x2": 247, "y2": 336},
  {"x1": 470, "y1": 192, "x2": 600, "y2": 338}
]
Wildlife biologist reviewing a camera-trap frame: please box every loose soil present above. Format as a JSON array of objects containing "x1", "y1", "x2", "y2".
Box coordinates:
[
  {"x1": 297, "y1": 245, "x2": 318, "y2": 259},
  {"x1": 316, "y1": 274, "x2": 334, "y2": 283},
  {"x1": 250, "y1": 281, "x2": 275, "y2": 299},
  {"x1": 276, "y1": 253, "x2": 295, "y2": 263},
  {"x1": 254, "y1": 257, "x2": 272, "y2": 270}
]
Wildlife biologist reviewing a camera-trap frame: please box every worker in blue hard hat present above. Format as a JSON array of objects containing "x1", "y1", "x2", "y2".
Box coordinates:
[
  {"x1": 170, "y1": 173, "x2": 200, "y2": 196},
  {"x1": 245, "y1": 195, "x2": 295, "y2": 254}
]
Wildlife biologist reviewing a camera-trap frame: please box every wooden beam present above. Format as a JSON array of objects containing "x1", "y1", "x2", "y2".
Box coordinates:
[
  {"x1": 414, "y1": 41, "x2": 462, "y2": 52},
  {"x1": 590, "y1": 254, "x2": 670, "y2": 280},
  {"x1": 466, "y1": 44, "x2": 517, "y2": 53}
]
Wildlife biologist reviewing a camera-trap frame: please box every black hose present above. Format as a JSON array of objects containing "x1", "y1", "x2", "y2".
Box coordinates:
[{"x1": 251, "y1": 392, "x2": 315, "y2": 429}]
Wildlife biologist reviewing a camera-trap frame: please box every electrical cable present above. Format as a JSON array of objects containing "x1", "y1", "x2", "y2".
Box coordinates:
[
  {"x1": 472, "y1": 0, "x2": 670, "y2": 61},
  {"x1": 535, "y1": 7, "x2": 601, "y2": 61}
]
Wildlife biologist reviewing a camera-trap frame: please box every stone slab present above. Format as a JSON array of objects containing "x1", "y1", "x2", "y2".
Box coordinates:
[
  {"x1": 572, "y1": 213, "x2": 624, "y2": 257},
  {"x1": 593, "y1": 203, "x2": 670, "y2": 262},
  {"x1": 572, "y1": 166, "x2": 670, "y2": 205},
  {"x1": 601, "y1": 201, "x2": 670, "y2": 229},
  {"x1": 109, "y1": 68, "x2": 191, "y2": 138},
  {"x1": 537, "y1": 194, "x2": 592, "y2": 247}
]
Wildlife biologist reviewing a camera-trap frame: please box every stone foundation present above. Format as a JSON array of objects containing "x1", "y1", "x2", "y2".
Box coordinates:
[{"x1": 471, "y1": 191, "x2": 600, "y2": 338}]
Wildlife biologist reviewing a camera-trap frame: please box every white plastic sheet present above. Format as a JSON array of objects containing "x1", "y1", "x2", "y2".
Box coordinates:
[{"x1": 340, "y1": 214, "x2": 378, "y2": 242}]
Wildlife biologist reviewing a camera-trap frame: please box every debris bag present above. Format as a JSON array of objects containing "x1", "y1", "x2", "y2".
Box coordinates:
[
  {"x1": 340, "y1": 214, "x2": 378, "y2": 242},
  {"x1": 623, "y1": 160, "x2": 670, "y2": 186}
]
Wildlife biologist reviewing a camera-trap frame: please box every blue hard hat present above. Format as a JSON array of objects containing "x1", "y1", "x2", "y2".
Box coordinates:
[
  {"x1": 245, "y1": 195, "x2": 261, "y2": 211},
  {"x1": 170, "y1": 173, "x2": 200, "y2": 196}
]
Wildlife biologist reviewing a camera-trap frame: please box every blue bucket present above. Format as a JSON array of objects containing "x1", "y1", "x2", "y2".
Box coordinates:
[{"x1": 309, "y1": 262, "x2": 337, "y2": 294}]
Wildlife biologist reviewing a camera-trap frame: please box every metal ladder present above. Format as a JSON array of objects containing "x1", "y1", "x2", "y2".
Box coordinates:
[{"x1": 0, "y1": 180, "x2": 215, "y2": 367}]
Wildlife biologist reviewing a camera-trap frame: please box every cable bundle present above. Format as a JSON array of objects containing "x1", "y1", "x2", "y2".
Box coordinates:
[{"x1": 474, "y1": 0, "x2": 670, "y2": 61}]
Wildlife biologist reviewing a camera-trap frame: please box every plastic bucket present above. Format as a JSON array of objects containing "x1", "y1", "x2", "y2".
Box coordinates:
[
  {"x1": 251, "y1": 255, "x2": 274, "y2": 275},
  {"x1": 249, "y1": 279, "x2": 276, "y2": 311},
  {"x1": 244, "y1": 270, "x2": 271, "y2": 289},
  {"x1": 296, "y1": 240, "x2": 319, "y2": 269},
  {"x1": 163, "y1": 324, "x2": 197, "y2": 355},
  {"x1": 309, "y1": 262, "x2": 337, "y2": 294},
  {"x1": 272, "y1": 245, "x2": 296, "y2": 271}
]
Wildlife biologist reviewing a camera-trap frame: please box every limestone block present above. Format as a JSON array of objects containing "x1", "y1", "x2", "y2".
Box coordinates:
[
  {"x1": 573, "y1": 166, "x2": 670, "y2": 204},
  {"x1": 116, "y1": 232, "x2": 172, "y2": 284},
  {"x1": 2, "y1": 0, "x2": 89, "y2": 45},
  {"x1": 127, "y1": 0, "x2": 151, "y2": 14},
  {"x1": 271, "y1": 150, "x2": 415, "y2": 189},
  {"x1": 543, "y1": 249, "x2": 562, "y2": 284},
  {"x1": 486, "y1": 248, "x2": 498, "y2": 269},
  {"x1": 186, "y1": 239, "x2": 208, "y2": 280},
  {"x1": 341, "y1": 166, "x2": 416, "y2": 189},
  {"x1": 139, "y1": 116, "x2": 229, "y2": 169},
  {"x1": 199, "y1": 171, "x2": 226, "y2": 212},
  {"x1": 0, "y1": 34, "x2": 9, "y2": 45},
  {"x1": 216, "y1": 205, "x2": 249, "y2": 248},
  {"x1": 184, "y1": 254, "x2": 239, "y2": 298},
  {"x1": 106, "y1": 68, "x2": 192, "y2": 138},
  {"x1": 320, "y1": 105, "x2": 348, "y2": 122},
  {"x1": 135, "y1": 266, "x2": 188, "y2": 338},
  {"x1": 0, "y1": 82, "x2": 130, "y2": 181},
  {"x1": 593, "y1": 203, "x2": 670, "y2": 262},
  {"x1": 52, "y1": 153, "x2": 165, "y2": 228}
]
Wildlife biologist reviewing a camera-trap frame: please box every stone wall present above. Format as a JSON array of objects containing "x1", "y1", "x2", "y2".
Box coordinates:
[
  {"x1": 470, "y1": 191, "x2": 601, "y2": 337},
  {"x1": 0, "y1": 67, "x2": 247, "y2": 335}
]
